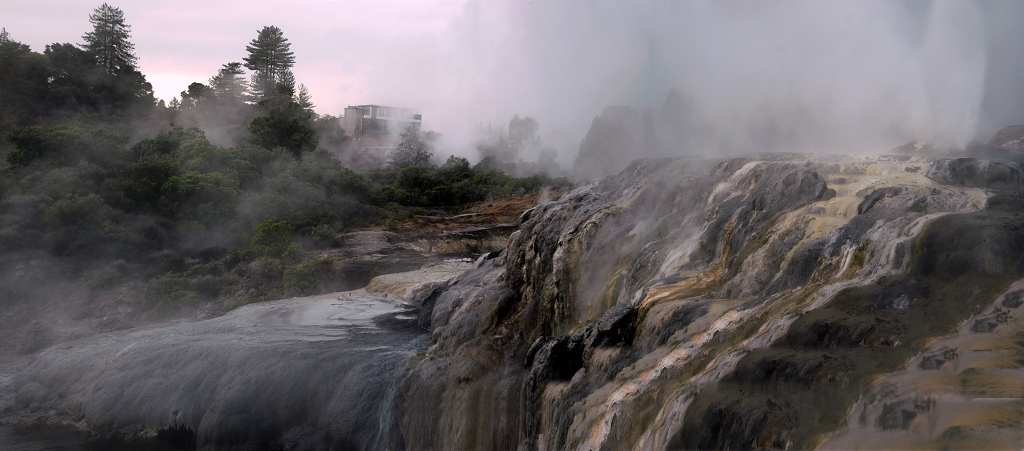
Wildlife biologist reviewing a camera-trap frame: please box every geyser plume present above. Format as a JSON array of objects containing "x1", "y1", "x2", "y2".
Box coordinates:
[{"x1": 374, "y1": 0, "x2": 1000, "y2": 164}]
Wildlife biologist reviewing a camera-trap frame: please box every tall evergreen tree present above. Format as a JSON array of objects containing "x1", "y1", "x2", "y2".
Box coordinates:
[
  {"x1": 243, "y1": 26, "x2": 295, "y2": 101},
  {"x1": 81, "y1": 3, "x2": 138, "y2": 75},
  {"x1": 209, "y1": 62, "x2": 248, "y2": 103},
  {"x1": 178, "y1": 82, "x2": 208, "y2": 110},
  {"x1": 296, "y1": 84, "x2": 315, "y2": 112},
  {"x1": 275, "y1": 69, "x2": 296, "y2": 97}
]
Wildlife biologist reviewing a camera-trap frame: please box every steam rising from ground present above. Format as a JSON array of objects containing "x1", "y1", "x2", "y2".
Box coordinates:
[{"x1": 370, "y1": 0, "x2": 1022, "y2": 163}]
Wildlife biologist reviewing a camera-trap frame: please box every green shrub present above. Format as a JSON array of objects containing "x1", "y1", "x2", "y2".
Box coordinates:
[
  {"x1": 253, "y1": 256, "x2": 284, "y2": 280},
  {"x1": 284, "y1": 257, "x2": 333, "y2": 293},
  {"x1": 223, "y1": 295, "x2": 258, "y2": 312},
  {"x1": 83, "y1": 262, "x2": 127, "y2": 291},
  {"x1": 240, "y1": 219, "x2": 302, "y2": 261},
  {"x1": 308, "y1": 223, "x2": 335, "y2": 244},
  {"x1": 144, "y1": 272, "x2": 199, "y2": 310}
]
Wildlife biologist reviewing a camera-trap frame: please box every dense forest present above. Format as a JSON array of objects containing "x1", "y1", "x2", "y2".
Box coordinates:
[{"x1": 0, "y1": 4, "x2": 569, "y2": 315}]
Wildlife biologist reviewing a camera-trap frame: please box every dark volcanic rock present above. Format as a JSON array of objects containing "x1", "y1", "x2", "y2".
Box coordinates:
[
  {"x1": 918, "y1": 347, "x2": 957, "y2": 370},
  {"x1": 13, "y1": 154, "x2": 1024, "y2": 451},
  {"x1": 989, "y1": 125, "x2": 1024, "y2": 149},
  {"x1": 858, "y1": 187, "x2": 903, "y2": 214},
  {"x1": 970, "y1": 309, "x2": 1009, "y2": 333},
  {"x1": 1001, "y1": 289, "x2": 1024, "y2": 308},
  {"x1": 926, "y1": 158, "x2": 1024, "y2": 190},
  {"x1": 397, "y1": 158, "x2": 848, "y2": 450},
  {"x1": 875, "y1": 398, "x2": 929, "y2": 430}
]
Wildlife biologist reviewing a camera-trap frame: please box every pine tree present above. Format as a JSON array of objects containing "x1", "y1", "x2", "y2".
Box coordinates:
[
  {"x1": 209, "y1": 62, "x2": 247, "y2": 102},
  {"x1": 81, "y1": 3, "x2": 138, "y2": 75},
  {"x1": 296, "y1": 84, "x2": 315, "y2": 111},
  {"x1": 275, "y1": 69, "x2": 296, "y2": 96},
  {"x1": 243, "y1": 26, "x2": 295, "y2": 101},
  {"x1": 179, "y1": 82, "x2": 208, "y2": 110}
]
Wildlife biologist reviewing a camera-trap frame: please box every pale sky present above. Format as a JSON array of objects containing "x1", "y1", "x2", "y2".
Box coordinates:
[
  {"x1": 1, "y1": 1, "x2": 465, "y2": 114},
  {"x1": 4, "y1": 1, "x2": 1024, "y2": 161}
]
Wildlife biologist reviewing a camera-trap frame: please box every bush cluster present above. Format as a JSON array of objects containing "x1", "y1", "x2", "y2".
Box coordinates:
[
  {"x1": 370, "y1": 155, "x2": 571, "y2": 207},
  {"x1": 1, "y1": 123, "x2": 570, "y2": 313}
]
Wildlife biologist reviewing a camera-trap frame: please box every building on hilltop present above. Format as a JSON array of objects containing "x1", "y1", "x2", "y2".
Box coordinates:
[{"x1": 342, "y1": 105, "x2": 422, "y2": 157}]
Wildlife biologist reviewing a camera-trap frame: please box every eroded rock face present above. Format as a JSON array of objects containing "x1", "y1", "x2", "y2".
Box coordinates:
[
  {"x1": 926, "y1": 157, "x2": 1024, "y2": 190},
  {"x1": 989, "y1": 124, "x2": 1024, "y2": 149},
  {"x1": 9, "y1": 154, "x2": 1024, "y2": 450},
  {"x1": 399, "y1": 154, "x2": 1024, "y2": 450}
]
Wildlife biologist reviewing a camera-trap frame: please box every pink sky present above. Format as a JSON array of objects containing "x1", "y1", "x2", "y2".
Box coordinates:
[
  {"x1": 1, "y1": 0, "x2": 466, "y2": 115},
  {"x1": 3, "y1": 1, "x2": 1023, "y2": 161}
]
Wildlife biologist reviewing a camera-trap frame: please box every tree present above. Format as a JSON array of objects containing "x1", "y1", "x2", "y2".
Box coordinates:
[
  {"x1": 296, "y1": 84, "x2": 314, "y2": 111},
  {"x1": 276, "y1": 69, "x2": 296, "y2": 97},
  {"x1": 44, "y1": 4, "x2": 155, "y2": 114},
  {"x1": 44, "y1": 43, "x2": 103, "y2": 111},
  {"x1": 388, "y1": 127, "x2": 433, "y2": 168},
  {"x1": 508, "y1": 115, "x2": 539, "y2": 157},
  {"x1": 243, "y1": 26, "x2": 295, "y2": 101},
  {"x1": 208, "y1": 62, "x2": 247, "y2": 103},
  {"x1": 81, "y1": 3, "x2": 138, "y2": 75},
  {"x1": 248, "y1": 95, "x2": 317, "y2": 159},
  {"x1": 313, "y1": 115, "x2": 348, "y2": 150},
  {"x1": 179, "y1": 82, "x2": 208, "y2": 110},
  {"x1": 0, "y1": 29, "x2": 50, "y2": 128}
]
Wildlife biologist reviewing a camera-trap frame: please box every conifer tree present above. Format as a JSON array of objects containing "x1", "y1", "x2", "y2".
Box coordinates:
[
  {"x1": 209, "y1": 62, "x2": 248, "y2": 103},
  {"x1": 82, "y1": 3, "x2": 138, "y2": 74},
  {"x1": 276, "y1": 69, "x2": 296, "y2": 96},
  {"x1": 296, "y1": 84, "x2": 315, "y2": 111},
  {"x1": 243, "y1": 26, "x2": 295, "y2": 101}
]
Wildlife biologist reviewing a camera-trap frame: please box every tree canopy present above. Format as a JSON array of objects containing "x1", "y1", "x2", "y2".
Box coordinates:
[
  {"x1": 209, "y1": 62, "x2": 248, "y2": 104},
  {"x1": 82, "y1": 3, "x2": 138, "y2": 75},
  {"x1": 248, "y1": 94, "x2": 318, "y2": 159},
  {"x1": 243, "y1": 26, "x2": 295, "y2": 101},
  {"x1": 0, "y1": 29, "x2": 50, "y2": 129},
  {"x1": 388, "y1": 127, "x2": 434, "y2": 168},
  {"x1": 0, "y1": 6, "x2": 571, "y2": 315}
]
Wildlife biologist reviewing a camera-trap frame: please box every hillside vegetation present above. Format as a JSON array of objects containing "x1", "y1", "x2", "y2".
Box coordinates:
[{"x1": 0, "y1": 8, "x2": 569, "y2": 318}]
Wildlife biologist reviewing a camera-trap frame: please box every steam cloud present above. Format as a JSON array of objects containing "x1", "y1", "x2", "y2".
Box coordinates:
[{"x1": 366, "y1": 0, "x2": 1024, "y2": 162}]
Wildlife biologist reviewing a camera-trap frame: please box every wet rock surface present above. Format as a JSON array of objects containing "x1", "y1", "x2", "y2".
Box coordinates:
[
  {"x1": 7, "y1": 154, "x2": 1024, "y2": 450},
  {"x1": 397, "y1": 153, "x2": 1024, "y2": 450},
  {"x1": 989, "y1": 124, "x2": 1024, "y2": 149},
  {"x1": 1, "y1": 262, "x2": 471, "y2": 450},
  {"x1": 925, "y1": 157, "x2": 1024, "y2": 190}
]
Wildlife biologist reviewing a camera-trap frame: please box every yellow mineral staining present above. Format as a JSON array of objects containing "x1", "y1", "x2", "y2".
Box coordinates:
[
  {"x1": 954, "y1": 350, "x2": 1022, "y2": 372},
  {"x1": 929, "y1": 397, "x2": 1024, "y2": 435},
  {"x1": 823, "y1": 281, "x2": 1024, "y2": 449},
  {"x1": 639, "y1": 272, "x2": 725, "y2": 309},
  {"x1": 570, "y1": 158, "x2": 1005, "y2": 450}
]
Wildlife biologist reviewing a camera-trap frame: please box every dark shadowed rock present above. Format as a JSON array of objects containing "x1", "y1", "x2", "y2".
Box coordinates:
[
  {"x1": 926, "y1": 158, "x2": 1024, "y2": 190},
  {"x1": 989, "y1": 125, "x2": 1024, "y2": 149},
  {"x1": 875, "y1": 398, "x2": 929, "y2": 430},
  {"x1": 918, "y1": 347, "x2": 957, "y2": 370},
  {"x1": 1001, "y1": 289, "x2": 1024, "y2": 308}
]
